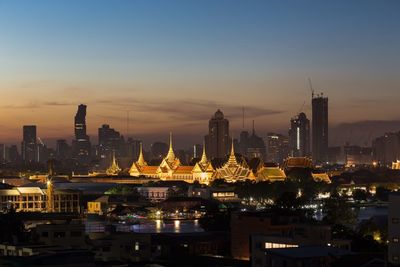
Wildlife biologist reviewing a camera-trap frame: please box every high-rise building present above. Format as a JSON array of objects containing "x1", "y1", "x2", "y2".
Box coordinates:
[
  {"x1": 98, "y1": 124, "x2": 123, "y2": 159},
  {"x1": 205, "y1": 109, "x2": 230, "y2": 159},
  {"x1": 372, "y1": 132, "x2": 400, "y2": 166},
  {"x1": 72, "y1": 104, "x2": 91, "y2": 163},
  {"x1": 265, "y1": 133, "x2": 289, "y2": 165},
  {"x1": 239, "y1": 122, "x2": 266, "y2": 160},
  {"x1": 126, "y1": 138, "x2": 141, "y2": 160},
  {"x1": 151, "y1": 142, "x2": 169, "y2": 160},
  {"x1": 8, "y1": 145, "x2": 20, "y2": 163},
  {"x1": 289, "y1": 112, "x2": 310, "y2": 157},
  {"x1": 56, "y1": 139, "x2": 71, "y2": 160},
  {"x1": 21, "y1": 125, "x2": 37, "y2": 163},
  {"x1": 0, "y1": 144, "x2": 5, "y2": 163},
  {"x1": 312, "y1": 94, "x2": 328, "y2": 164}
]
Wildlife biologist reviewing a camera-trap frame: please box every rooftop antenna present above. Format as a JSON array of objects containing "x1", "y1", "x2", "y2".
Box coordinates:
[
  {"x1": 252, "y1": 120, "x2": 255, "y2": 135},
  {"x1": 298, "y1": 101, "x2": 306, "y2": 114},
  {"x1": 308, "y1": 77, "x2": 315, "y2": 99},
  {"x1": 242, "y1": 107, "x2": 245, "y2": 129},
  {"x1": 126, "y1": 110, "x2": 131, "y2": 138}
]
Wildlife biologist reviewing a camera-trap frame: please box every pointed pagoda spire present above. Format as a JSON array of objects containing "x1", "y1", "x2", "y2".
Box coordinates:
[
  {"x1": 136, "y1": 142, "x2": 147, "y2": 166},
  {"x1": 107, "y1": 150, "x2": 121, "y2": 175},
  {"x1": 166, "y1": 132, "x2": 176, "y2": 162},
  {"x1": 227, "y1": 138, "x2": 238, "y2": 165},
  {"x1": 112, "y1": 150, "x2": 117, "y2": 165},
  {"x1": 199, "y1": 141, "x2": 208, "y2": 165}
]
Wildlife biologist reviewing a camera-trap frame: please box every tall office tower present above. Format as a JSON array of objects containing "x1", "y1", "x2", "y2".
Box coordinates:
[
  {"x1": 72, "y1": 104, "x2": 91, "y2": 163},
  {"x1": 289, "y1": 112, "x2": 310, "y2": 157},
  {"x1": 126, "y1": 138, "x2": 141, "y2": 160},
  {"x1": 372, "y1": 132, "x2": 400, "y2": 166},
  {"x1": 265, "y1": 133, "x2": 289, "y2": 165},
  {"x1": 98, "y1": 124, "x2": 123, "y2": 159},
  {"x1": 239, "y1": 122, "x2": 266, "y2": 160},
  {"x1": 56, "y1": 139, "x2": 71, "y2": 160},
  {"x1": 193, "y1": 144, "x2": 203, "y2": 159},
  {"x1": 0, "y1": 144, "x2": 5, "y2": 163},
  {"x1": 21, "y1": 125, "x2": 37, "y2": 163},
  {"x1": 205, "y1": 109, "x2": 230, "y2": 159},
  {"x1": 8, "y1": 145, "x2": 20, "y2": 163},
  {"x1": 312, "y1": 94, "x2": 329, "y2": 164}
]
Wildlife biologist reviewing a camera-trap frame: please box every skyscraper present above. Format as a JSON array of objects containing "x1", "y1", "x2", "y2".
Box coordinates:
[
  {"x1": 265, "y1": 133, "x2": 289, "y2": 164},
  {"x1": 312, "y1": 94, "x2": 329, "y2": 164},
  {"x1": 289, "y1": 112, "x2": 310, "y2": 157},
  {"x1": 72, "y1": 104, "x2": 91, "y2": 163},
  {"x1": 21, "y1": 125, "x2": 37, "y2": 163},
  {"x1": 239, "y1": 121, "x2": 266, "y2": 160},
  {"x1": 205, "y1": 109, "x2": 230, "y2": 159},
  {"x1": 98, "y1": 124, "x2": 123, "y2": 159}
]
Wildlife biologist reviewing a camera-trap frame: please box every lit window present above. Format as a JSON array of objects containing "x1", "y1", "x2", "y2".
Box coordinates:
[
  {"x1": 394, "y1": 237, "x2": 399, "y2": 243},
  {"x1": 134, "y1": 242, "x2": 139, "y2": 251}
]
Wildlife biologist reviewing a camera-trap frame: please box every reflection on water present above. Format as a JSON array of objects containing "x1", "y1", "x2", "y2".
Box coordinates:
[
  {"x1": 313, "y1": 206, "x2": 388, "y2": 224},
  {"x1": 357, "y1": 206, "x2": 388, "y2": 222},
  {"x1": 86, "y1": 219, "x2": 204, "y2": 234},
  {"x1": 174, "y1": 220, "x2": 180, "y2": 233}
]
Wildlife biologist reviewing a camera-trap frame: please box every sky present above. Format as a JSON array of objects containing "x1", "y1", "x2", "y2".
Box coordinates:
[{"x1": 0, "y1": 0, "x2": 399, "y2": 148}]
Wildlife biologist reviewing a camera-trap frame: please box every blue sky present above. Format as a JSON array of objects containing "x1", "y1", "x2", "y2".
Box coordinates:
[{"x1": 0, "y1": 0, "x2": 399, "y2": 146}]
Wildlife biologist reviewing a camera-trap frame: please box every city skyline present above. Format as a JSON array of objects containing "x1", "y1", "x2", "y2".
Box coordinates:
[{"x1": 1, "y1": 0, "x2": 400, "y2": 147}]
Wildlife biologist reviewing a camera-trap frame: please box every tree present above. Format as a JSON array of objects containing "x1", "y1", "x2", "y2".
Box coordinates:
[
  {"x1": 375, "y1": 186, "x2": 391, "y2": 202},
  {"x1": 323, "y1": 194, "x2": 356, "y2": 226},
  {"x1": 105, "y1": 185, "x2": 139, "y2": 195},
  {"x1": 0, "y1": 208, "x2": 26, "y2": 243},
  {"x1": 353, "y1": 189, "x2": 368, "y2": 202}
]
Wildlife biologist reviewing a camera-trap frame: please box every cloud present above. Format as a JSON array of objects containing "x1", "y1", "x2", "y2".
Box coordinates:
[
  {"x1": 1, "y1": 101, "x2": 74, "y2": 109},
  {"x1": 92, "y1": 97, "x2": 282, "y2": 123},
  {"x1": 330, "y1": 120, "x2": 400, "y2": 146}
]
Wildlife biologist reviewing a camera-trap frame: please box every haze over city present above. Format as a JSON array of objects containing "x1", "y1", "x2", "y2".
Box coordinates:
[{"x1": 1, "y1": 0, "x2": 400, "y2": 148}]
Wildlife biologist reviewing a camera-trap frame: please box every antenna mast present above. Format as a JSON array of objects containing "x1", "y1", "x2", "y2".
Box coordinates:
[
  {"x1": 308, "y1": 77, "x2": 315, "y2": 99},
  {"x1": 242, "y1": 107, "x2": 245, "y2": 129}
]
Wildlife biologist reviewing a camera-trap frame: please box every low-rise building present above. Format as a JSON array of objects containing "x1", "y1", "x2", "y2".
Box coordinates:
[
  {"x1": 137, "y1": 186, "x2": 170, "y2": 202},
  {"x1": 0, "y1": 187, "x2": 80, "y2": 213},
  {"x1": 89, "y1": 232, "x2": 151, "y2": 262},
  {"x1": 231, "y1": 212, "x2": 299, "y2": 260},
  {"x1": 34, "y1": 221, "x2": 87, "y2": 248},
  {"x1": 389, "y1": 192, "x2": 400, "y2": 264},
  {"x1": 251, "y1": 224, "x2": 351, "y2": 267},
  {"x1": 262, "y1": 246, "x2": 352, "y2": 267}
]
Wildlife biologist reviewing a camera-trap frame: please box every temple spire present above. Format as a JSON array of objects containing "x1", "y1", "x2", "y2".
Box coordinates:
[
  {"x1": 137, "y1": 142, "x2": 147, "y2": 166},
  {"x1": 107, "y1": 150, "x2": 121, "y2": 175},
  {"x1": 166, "y1": 132, "x2": 176, "y2": 162},
  {"x1": 227, "y1": 138, "x2": 237, "y2": 165},
  {"x1": 200, "y1": 141, "x2": 208, "y2": 164}
]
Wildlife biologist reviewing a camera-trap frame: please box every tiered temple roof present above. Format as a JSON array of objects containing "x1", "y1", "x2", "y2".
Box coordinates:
[{"x1": 106, "y1": 151, "x2": 122, "y2": 176}]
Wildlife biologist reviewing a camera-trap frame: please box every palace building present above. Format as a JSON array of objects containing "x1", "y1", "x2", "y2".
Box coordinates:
[
  {"x1": 129, "y1": 134, "x2": 255, "y2": 184},
  {"x1": 127, "y1": 134, "x2": 329, "y2": 185},
  {"x1": 213, "y1": 141, "x2": 255, "y2": 182}
]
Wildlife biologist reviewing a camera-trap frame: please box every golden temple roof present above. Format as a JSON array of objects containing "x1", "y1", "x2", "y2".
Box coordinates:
[{"x1": 136, "y1": 142, "x2": 147, "y2": 167}]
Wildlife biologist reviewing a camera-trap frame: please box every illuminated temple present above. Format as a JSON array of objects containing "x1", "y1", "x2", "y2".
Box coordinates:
[
  {"x1": 129, "y1": 134, "x2": 255, "y2": 184},
  {"x1": 125, "y1": 134, "x2": 329, "y2": 185},
  {"x1": 213, "y1": 141, "x2": 255, "y2": 182}
]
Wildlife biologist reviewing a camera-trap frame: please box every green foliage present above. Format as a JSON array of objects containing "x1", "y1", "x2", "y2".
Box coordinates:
[
  {"x1": 331, "y1": 224, "x2": 386, "y2": 253},
  {"x1": 323, "y1": 193, "x2": 357, "y2": 226},
  {"x1": 353, "y1": 189, "x2": 369, "y2": 202},
  {"x1": 105, "y1": 185, "x2": 138, "y2": 195},
  {"x1": 0, "y1": 208, "x2": 26, "y2": 243},
  {"x1": 375, "y1": 186, "x2": 391, "y2": 202}
]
